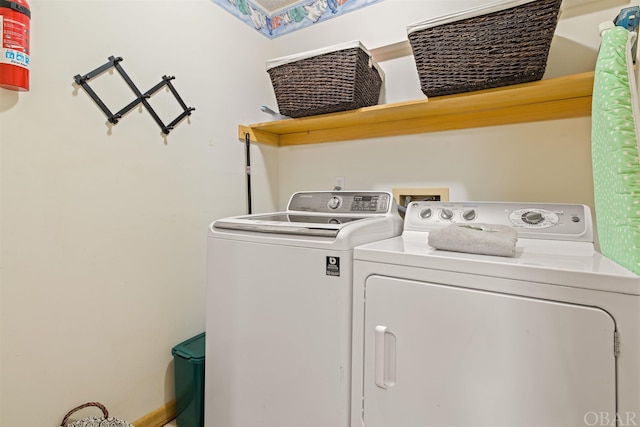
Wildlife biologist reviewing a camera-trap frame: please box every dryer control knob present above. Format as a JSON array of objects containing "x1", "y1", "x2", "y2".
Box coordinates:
[
  {"x1": 462, "y1": 209, "x2": 477, "y2": 221},
  {"x1": 419, "y1": 208, "x2": 432, "y2": 219},
  {"x1": 523, "y1": 211, "x2": 544, "y2": 224},
  {"x1": 440, "y1": 209, "x2": 454, "y2": 220}
]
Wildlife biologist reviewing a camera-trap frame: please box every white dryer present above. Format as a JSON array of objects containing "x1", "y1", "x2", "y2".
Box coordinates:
[
  {"x1": 351, "y1": 201, "x2": 640, "y2": 427},
  {"x1": 206, "y1": 191, "x2": 402, "y2": 427}
]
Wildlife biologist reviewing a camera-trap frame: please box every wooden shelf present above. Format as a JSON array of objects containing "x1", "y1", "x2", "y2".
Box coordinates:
[{"x1": 238, "y1": 72, "x2": 594, "y2": 147}]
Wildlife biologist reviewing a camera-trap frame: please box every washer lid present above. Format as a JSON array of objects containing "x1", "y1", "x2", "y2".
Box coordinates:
[
  {"x1": 213, "y1": 191, "x2": 399, "y2": 237},
  {"x1": 213, "y1": 213, "x2": 366, "y2": 237}
]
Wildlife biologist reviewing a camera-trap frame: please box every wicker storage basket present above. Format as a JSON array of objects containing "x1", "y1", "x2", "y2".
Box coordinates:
[
  {"x1": 61, "y1": 402, "x2": 133, "y2": 427},
  {"x1": 407, "y1": 0, "x2": 562, "y2": 97},
  {"x1": 266, "y1": 41, "x2": 384, "y2": 118}
]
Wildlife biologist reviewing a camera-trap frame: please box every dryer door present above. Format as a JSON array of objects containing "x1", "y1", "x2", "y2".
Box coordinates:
[{"x1": 362, "y1": 275, "x2": 616, "y2": 427}]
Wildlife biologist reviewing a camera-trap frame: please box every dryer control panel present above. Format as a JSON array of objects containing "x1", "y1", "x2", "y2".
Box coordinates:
[{"x1": 404, "y1": 201, "x2": 593, "y2": 242}]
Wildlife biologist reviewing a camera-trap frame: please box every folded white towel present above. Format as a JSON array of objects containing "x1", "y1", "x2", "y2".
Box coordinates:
[{"x1": 428, "y1": 223, "x2": 518, "y2": 257}]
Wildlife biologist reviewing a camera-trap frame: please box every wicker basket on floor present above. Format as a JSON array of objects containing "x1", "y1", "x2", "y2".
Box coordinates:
[
  {"x1": 61, "y1": 402, "x2": 133, "y2": 427},
  {"x1": 266, "y1": 41, "x2": 383, "y2": 118},
  {"x1": 407, "y1": 0, "x2": 562, "y2": 97}
]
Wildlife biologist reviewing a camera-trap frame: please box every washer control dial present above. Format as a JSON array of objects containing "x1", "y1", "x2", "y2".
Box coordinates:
[
  {"x1": 327, "y1": 196, "x2": 342, "y2": 210},
  {"x1": 509, "y1": 208, "x2": 559, "y2": 229}
]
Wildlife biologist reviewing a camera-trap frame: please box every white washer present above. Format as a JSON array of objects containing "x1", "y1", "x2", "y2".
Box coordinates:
[
  {"x1": 206, "y1": 191, "x2": 402, "y2": 427},
  {"x1": 351, "y1": 201, "x2": 640, "y2": 427}
]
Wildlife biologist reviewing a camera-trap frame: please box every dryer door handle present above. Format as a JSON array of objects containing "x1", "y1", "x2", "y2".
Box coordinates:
[{"x1": 374, "y1": 325, "x2": 397, "y2": 389}]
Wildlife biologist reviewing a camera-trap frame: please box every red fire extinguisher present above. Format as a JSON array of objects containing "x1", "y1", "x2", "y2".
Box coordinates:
[{"x1": 0, "y1": 0, "x2": 30, "y2": 91}]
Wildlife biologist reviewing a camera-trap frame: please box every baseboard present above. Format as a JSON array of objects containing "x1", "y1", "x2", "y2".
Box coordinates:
[{"x1": 132, "y1": 400, "x2": 176, "y2": 427}]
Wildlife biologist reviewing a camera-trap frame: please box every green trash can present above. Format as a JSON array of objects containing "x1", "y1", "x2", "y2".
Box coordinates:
[{"x1": 171, "y1": 332, "x2": 205, "y2": 427}]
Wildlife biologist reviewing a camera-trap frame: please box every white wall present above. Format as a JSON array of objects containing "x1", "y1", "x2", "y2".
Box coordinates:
[
  {"x1": 270, "y1": 0, "x2": 639, "y2": 210},
  {"x1": 0, "y1": 1, "x2": 275, "y2": 426}
]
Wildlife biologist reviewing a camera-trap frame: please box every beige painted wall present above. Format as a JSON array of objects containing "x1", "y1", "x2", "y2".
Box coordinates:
[{"x1": 0, "y1": 1, "x2": 276, "y2": 425}]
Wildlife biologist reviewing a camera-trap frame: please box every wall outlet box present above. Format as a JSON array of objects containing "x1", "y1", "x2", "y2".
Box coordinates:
[{"x1": 392, "y1": 187, "x2": 449, "y2": 208}]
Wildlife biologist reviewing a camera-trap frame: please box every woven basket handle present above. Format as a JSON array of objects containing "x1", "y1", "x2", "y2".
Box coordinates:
[{"x1": 60, "y1": 402, "x2": 109, "y2": 427}]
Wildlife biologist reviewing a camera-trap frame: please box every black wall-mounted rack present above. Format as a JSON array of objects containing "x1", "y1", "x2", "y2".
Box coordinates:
[{"x1": 74, "y1": 56, "x2": 195, "y2": 135}]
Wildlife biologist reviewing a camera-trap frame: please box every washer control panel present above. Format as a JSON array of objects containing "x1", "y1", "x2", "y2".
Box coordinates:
[
  {"x1": 405, "y1": 201, "x2": 593, "y2": 241},
  {"x1": 287, "y1": 191, "x2": 393, "y2": 214}
]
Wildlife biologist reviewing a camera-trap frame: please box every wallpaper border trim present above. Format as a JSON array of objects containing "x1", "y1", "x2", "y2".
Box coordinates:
[{"x1": 212, "y1": 0, "x2": 383, "y2": 38}]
